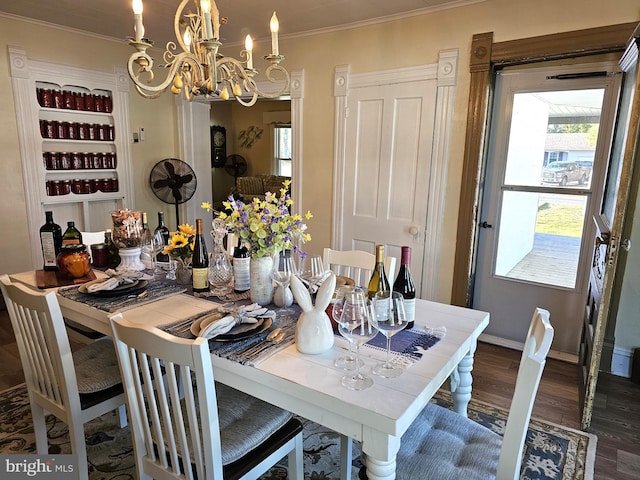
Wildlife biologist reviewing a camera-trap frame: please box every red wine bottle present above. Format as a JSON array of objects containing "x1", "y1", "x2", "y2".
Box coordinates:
[
  {"x1": 155, "y1": 211, "x2": 170, "y2": 262},
  {"x1": 393, "y1": 246, "x2": 416, "y2": 329},
  {"x1": 40, "y1": 211, "x2": 62, "y2": 271},
  {"x1": 192, "y1": 219, "x2": 210, "y2": 293}
]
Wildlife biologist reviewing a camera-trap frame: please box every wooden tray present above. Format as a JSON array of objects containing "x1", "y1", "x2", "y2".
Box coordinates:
[{"x1": 36, "y1": 269, "x2": 97, "y2": 289}]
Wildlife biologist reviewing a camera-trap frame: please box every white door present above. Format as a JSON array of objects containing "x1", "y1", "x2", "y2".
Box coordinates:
[
  {"x1": 473, "y1": 63, "x2": 622, "y2": 354},
  {"x1": 339, "y1": 79, "x2": 437, "y2": 289}
]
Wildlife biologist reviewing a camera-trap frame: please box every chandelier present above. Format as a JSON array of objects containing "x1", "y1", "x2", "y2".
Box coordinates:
[{"x1": 127, "y1": 0, "x2": 290, "y2": 105}]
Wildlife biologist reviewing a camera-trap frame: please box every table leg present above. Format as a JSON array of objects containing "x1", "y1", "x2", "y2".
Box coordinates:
[
  {"x1": 364, "y1": 455, "x2": 396, "y2": 480},
  {"x1": 340, "y1": 435, "x2": 353, "y2": 480},
  {"x1": 360, "y1": 430, "x2": 400, "y2": 480},
  {"x1": 449, "y1": 339, "x2": 477, "y2": 417}
]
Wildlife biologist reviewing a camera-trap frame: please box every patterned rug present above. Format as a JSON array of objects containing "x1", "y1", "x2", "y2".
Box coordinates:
[{"x1": 0, "y1": 384, "x2": 595, "y2": 479}]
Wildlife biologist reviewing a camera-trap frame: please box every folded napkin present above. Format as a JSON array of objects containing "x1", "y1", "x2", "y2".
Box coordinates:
[
  {"x1": 198, "y1": 303, "x2": 276, "y2": 339},
  {"x1": 86, "y1": 269, "x2": 149, "y2": 293}
]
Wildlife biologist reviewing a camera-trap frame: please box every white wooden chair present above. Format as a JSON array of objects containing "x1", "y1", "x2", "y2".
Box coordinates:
[
  {"x1": 395, "y1": 307, "x2": 554, "y2": 480},
  {"x1": 109, "y1": 313, "x2": 304, "y2": 480},
  {"x1": 0, "y1": 274, "x2": 126, "y2": 480},
  {"x1": 322, "y1": 247, "x2": 397, "y2": 286}
]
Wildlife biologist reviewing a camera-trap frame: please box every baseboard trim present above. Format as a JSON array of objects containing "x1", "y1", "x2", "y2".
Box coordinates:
[
  {"x1": 479, "y1": 333, "x2": 578, "y2": 364},
  {"x1": 610, "y1": 346, "x2": 632, "y2": 378}
]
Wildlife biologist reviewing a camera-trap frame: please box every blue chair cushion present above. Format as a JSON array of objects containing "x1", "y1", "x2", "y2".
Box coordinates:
[
  {"x1": 397, "y1": 403, "x2": 502, "y2": 480},
  {"x1": 215, "y1": 382, "x2": 294, "y2": 465}
]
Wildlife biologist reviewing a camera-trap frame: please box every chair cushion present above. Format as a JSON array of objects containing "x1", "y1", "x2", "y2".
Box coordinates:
[
  {"x1": 215, "y1": 382, "x2": 293, "y2": 465},
  {"x1": 397, "y1": 403, "x2": 502, "y2": 480},
  {"x1": 72, "y1": 338, "x2": 122, "y2": 394}
]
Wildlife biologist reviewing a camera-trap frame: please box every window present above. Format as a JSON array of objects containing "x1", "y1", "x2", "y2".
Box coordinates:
[{"x1": 274, "y1": 124, "x2": 292, "y2": 176}]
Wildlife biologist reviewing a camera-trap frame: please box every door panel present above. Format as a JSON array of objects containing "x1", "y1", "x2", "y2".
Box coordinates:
[
  {"x1": 580, "y1": 27, "x2": 640, "y2": 429},
  {"x1": 342, "y1": 80, "x2": 436, "y2": 287},
  {"x1": 473, "y1": 62, "x2": 622, "y2": 354}
]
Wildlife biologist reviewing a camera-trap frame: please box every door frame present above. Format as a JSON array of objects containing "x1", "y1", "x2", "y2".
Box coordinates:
[
  {"x1": 332, "y1": 49, "x2": 458, "y2": 300},
  {"x1": 451, "y1": 22, "x2": 638, "y2": 307}
]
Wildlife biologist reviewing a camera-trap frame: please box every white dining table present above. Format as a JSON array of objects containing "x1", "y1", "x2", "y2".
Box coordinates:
[{"x1": 10, "y1": 270, "x2": 489, "y2": 480}]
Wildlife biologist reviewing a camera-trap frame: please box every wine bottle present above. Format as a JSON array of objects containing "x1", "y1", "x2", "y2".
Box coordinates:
[
  {"x1": 233, "y1": 237, "x2": 250, "y2": 293},
  {"x1": 62, "y1": 221, "x2": 83, "y2": 246},
  {"x1": 104, "y1": 229, "x2": 121, "y2": 268},
  {"x1": 192, "y1": 218, "x2": 210, "y2": 293},
  {"x1": 393, "y1": 246, "x2": 416, "y2": 330},
  {"x1": 367, "y1": 244, "x2": 390, "y2": 299},
  {"x1": 40, "y1": 211, "x2": 62, "y2": 271},
  {"x1": 154, "y1": 211, "x2": 170, "y2": 262}
]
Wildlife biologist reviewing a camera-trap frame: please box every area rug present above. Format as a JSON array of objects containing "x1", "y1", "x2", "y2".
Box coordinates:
[{"x1": 0, "y1": 384, "x2": 595, "y2": 479}]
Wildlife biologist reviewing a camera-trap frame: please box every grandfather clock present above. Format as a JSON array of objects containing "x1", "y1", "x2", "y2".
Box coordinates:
[{"x1": 211, "y1": 125, "x2": 227, "y2": 168}]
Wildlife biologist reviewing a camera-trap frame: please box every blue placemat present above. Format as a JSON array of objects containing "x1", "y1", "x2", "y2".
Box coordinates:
[
  {"x1": 57, "y1": 280, "x2": 187, "y2": 313},
  {"x1": 365, "y1": 328, "x2": 441, "y2": 361}
]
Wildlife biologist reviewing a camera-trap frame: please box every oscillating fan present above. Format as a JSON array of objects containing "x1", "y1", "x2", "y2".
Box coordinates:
[
  {"x1": 224, "y1": 154, "x2": 248, "y2": 178},
  {"x1": 149, "y1": 158, "x2": 197, "y2": 227}
]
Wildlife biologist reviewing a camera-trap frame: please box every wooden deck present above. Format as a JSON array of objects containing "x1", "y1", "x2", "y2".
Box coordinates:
[{"x1": 505, "y1": 233, "x2": 581, "y2": 288}]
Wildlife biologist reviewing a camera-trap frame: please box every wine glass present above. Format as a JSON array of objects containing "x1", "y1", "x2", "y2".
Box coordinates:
[
  {"x1": 337, "y1": 290, "x2": 379, "y2": 390},
  {"x1": 151, "y1": 231, "x2": 166, "y2": 271},
  {"x1": 140, "y1": 230, "x2": 156, "y2": 271},
  {"x1": 371, "y1": 291, "x2": 407, "y2": 378},
  {"x1": 298, "y1": 255, "x2": 324, "y2": 280},
  {"x1": 271, "y1": 249, "x2": 296, "y2": 314},
  {"x1": 333, "y1": 285, "x2": 364, "y2": 371}
]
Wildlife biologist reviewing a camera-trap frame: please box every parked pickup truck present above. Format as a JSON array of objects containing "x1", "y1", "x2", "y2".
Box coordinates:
[{"x1": 541, "y1": 161, "x2": 590, "y2": 186}]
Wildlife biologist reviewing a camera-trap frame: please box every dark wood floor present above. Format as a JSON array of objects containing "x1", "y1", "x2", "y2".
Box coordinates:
[{"x1": 0, "y1": 308, "x2": 638, "y2": 478}]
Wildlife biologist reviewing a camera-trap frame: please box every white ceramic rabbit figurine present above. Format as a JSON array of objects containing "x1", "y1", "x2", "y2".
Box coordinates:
[{"x1": 291, "y1": 271, "x2": 336, "y2": 354}]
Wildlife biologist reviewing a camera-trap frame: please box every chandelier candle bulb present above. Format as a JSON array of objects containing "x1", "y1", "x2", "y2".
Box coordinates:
[
  {"x1": 245, "y1": 35, "x2": 254, "y2": 69},
  {"x1": 200, "y1": 0, "x2": 213, "y2": 39},
  {"x1": 132, "y1": 0, "x2": 144, "y2": 42},
  {"x1": 212, "y1": 0, "x2": 220, "y2": 39},
  {"x1": 270, "y1": 12, "x2": 279, "y2": 56}
]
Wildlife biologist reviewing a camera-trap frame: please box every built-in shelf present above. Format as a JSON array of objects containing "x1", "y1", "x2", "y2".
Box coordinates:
[{"x1": 9, "y1": 46, "x2": 133, "y2": 269}]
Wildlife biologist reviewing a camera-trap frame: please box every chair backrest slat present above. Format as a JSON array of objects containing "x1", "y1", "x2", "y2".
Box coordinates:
[{"x1": 497, "y1": 307, "x2": 554, "y2": 480}]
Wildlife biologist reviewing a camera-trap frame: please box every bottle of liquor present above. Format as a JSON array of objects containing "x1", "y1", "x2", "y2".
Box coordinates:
[
  {"x1": 233, "y1": 237, "x2": 250, "y2": 293},
  {"x1": 62, "y1": 221, "x2": 83, "y2": 246},
  {"x1": 367, "y1": 244, "x2": 390, "y2": 299},
  {"x1": 393, "y1": 246, "x2": 416, "y2": 330},
  {"x1": 104, "y1": 229, "x2": 121, "y2": 268},
  {"x1": 154, "y1": 211, "x2": 170, "y2": 262},
  {"x1": 40, "y1": 211, "x2": 62, "y2": 271},
  {"x1": 192, "y1": 218, "x2": 210, "y2": 293}
]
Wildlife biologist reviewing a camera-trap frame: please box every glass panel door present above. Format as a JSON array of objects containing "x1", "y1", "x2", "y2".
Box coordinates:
[{"x1": 494, "y1": 89, "x2": 603, "y2": 289}]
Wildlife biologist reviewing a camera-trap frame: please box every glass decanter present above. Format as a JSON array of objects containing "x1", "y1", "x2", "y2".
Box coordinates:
[{"x1": 208, "y1": 218, "x2": 233, "y2": 296}]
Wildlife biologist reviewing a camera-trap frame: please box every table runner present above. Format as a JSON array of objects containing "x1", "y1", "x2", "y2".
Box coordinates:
[{"x1": 57, "y1": 280, "x2": 187, "y2": 313}]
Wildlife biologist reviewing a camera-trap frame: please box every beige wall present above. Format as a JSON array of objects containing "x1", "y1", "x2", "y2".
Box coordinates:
[{"x1": 1, "y1": 0, "x2": 638, "y2": 308}]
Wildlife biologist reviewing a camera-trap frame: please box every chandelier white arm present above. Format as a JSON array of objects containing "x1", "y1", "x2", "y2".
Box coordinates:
[{"x1": 127, "y1": 0, "x2": 290, "y2": 104}]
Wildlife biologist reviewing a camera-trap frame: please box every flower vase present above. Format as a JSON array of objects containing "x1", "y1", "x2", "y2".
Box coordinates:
[
  {"x1": 250, "y1": 255, "x2": 274, "y2": 305},
  {"x1": 175, "y1": 259, "x2": 192, "y2": 285}
]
